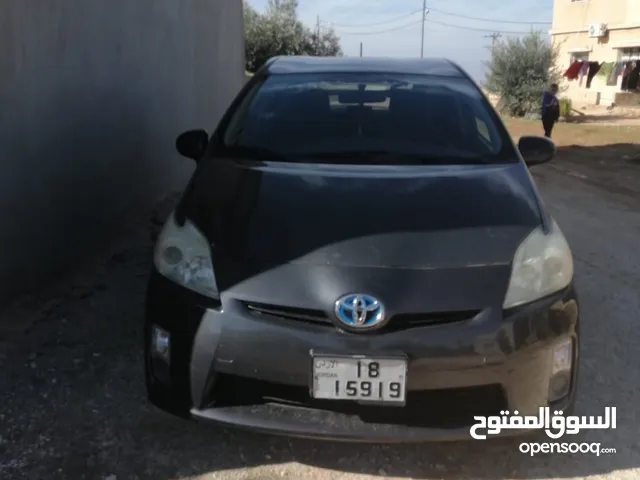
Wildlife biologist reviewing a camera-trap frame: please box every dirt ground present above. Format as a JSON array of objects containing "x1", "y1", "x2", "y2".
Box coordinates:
[
  {"x1": 566, "y1": 103, "x2": 640, "y2": 126},
  {"x1": 505, "y1": 117, "x2": 640, "y2": 148},
  {"x1": 1, "y1": 121, "x2": 640, "y2": 480},
  {"x1": 505, "y1": 118, "x2": 640, "y2": 197}
]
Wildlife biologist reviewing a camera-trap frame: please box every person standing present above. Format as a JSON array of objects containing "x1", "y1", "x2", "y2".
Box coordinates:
[{"x1": 541, "y1": 83, "x2": 560, "y2": 139}]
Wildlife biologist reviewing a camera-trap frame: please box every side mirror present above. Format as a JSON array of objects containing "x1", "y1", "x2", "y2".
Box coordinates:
[
  {"x1": 176, "y1": 129, "x2": 209, "y2": 161},
  {"x1": 518, "y1": 135, "x2": 556, "y2": 167}
]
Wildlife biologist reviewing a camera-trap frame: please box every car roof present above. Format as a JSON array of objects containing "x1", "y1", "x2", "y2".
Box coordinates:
[{"x1": 265, "y1": 56, "x2": 467, "y2": 78}]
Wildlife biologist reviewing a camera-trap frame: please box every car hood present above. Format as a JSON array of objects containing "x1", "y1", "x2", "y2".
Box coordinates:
[{"x1": 181, "y1": 159, "x2": 543, "y2": 312}]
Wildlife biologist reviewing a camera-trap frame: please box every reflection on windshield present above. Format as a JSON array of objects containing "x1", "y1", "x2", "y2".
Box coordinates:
[
  {"x1": 220, "y1": 72, "x2": 516, "y2": 165},
  {"x1": 299, "y1": 149, "x2": 492, "y2": 165}
]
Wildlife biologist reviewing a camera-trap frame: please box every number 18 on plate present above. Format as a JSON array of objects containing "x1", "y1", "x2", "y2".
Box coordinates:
[{"x1": 311, "y1": 356, "x2": 407, "y2": 404}]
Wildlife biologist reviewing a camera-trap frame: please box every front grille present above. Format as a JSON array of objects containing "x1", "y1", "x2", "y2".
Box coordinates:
[
  {"x1": 386, "y1": 311, "x2": 476, "y2": 331},
  {"x1": 244, "y1": 301, "x2": 332, "y2": 326},
  {"x1": 209, "y1": 374, "x2": 507, "y2": 429},
  {"x1": 242, "y1": 301, "x2": 478, "y2": 332}
]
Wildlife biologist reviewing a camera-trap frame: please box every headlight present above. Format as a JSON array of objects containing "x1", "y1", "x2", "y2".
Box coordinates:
[
  {"x1": 503, "y1": 219, "x2": 573, "y2": 309},
  {"x1": 153, "y1": 211, "x2": 219, "y2": 298}
]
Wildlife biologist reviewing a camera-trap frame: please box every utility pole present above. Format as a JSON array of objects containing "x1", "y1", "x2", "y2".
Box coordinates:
[
  {"x1": 420, "y1": 0, "x2": 427, "y2": 58},
  {"x1": 485, "y1": 32, "x2": 502, "y2": 53},
  {"x1": 315, "y1": 15, "x2": 321, "y2": 52},
  {"x1": 360, "y1": 42, "x2": 363, "y2": 57}
]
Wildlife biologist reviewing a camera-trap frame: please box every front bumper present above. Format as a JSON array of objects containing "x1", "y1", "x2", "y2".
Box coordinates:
[{"x1": 144, "y1": 270, "x2": 579, "y2": 442}]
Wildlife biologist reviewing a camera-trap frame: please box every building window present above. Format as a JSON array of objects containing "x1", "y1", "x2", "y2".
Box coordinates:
[
  {"x1": 620, "y1": 47, "x2": 640, "y2": 61},
  {"x1": 570, "y1": 52, "x2": 589, "y2": 63}
]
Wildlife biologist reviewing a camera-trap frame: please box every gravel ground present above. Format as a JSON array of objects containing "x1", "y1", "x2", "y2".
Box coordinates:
[{"x1": 1, "y1": 164, "x2": 640, "y2": 480}]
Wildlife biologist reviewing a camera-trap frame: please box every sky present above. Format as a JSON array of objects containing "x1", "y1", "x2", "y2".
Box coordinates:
[{"x1": 246, "y1": 0, "x2": 554, "y2": 84}]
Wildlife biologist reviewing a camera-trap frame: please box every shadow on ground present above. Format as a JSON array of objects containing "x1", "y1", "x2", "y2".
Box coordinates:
[
  {"x1": 1, "y1": 156, "x2": 640, "y2": 479},
  {"x1": 564, "y1": 114, "x2": 638, "y2": 124},
  {"x1": 557, "y1": 143, "x2": 640, "y2": 162},
  {"x1": 545, "y1": 143, "x2": 640, "y2": 200}
]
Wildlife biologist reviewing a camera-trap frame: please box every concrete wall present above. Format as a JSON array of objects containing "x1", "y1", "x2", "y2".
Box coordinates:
[
  {"x1": 629, "y1": 0, "x2": 640, "y2": 21},
  {"x1": 0, "y1": 0, "x2": 245, "y2": 304},
  {"x1": 550, "y1": 0, "x2": 640, "y2": 106},
  {"x1": 551, "y1": 0, "x2": 627, "y2": 33}
]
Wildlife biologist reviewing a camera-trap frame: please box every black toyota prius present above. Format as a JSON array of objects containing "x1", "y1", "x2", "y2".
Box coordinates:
[{"x1": 144, "y1": 56, "x2": 579, "y2": 441}]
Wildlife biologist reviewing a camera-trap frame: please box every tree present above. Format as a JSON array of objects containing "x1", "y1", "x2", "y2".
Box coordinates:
[
  {"x1": 244, "y1": 0, "x2": 342, "y2": 73},
  {"x1": 484, "y1": 31, "x2": 562, "y2": 117},
  {"x1": 306, "y1": 28, "x2": 342, "y2": 57}
]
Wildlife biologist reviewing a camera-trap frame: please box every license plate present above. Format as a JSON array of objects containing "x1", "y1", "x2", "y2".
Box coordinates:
[{"x1": 311, "y1": 354, "x2": 407, "y2": 404}]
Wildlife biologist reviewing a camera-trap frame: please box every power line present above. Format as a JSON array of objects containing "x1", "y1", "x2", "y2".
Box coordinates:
[
  {"x1": 416, "y1": 6, "x2": 551, "y2": 25},
  {"x1": 335, "y1": 17, "x2": 535, "y2": 36},
  {"x1": 321, "y1": 9, "x2": 423, "y2": 28},
  {"x1": 323, "y1": 6, "x2": 550, "y2": 30},
  {"x1": 336, "y1": 18, "x2": 424, "y2": 36},
  {"x1": 426, "y1": 18, "x2": 533, "y2": 35}
]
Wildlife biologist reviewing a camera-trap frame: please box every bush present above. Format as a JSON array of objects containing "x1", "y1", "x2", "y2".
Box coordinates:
[
  {"x1": 559, "y1": 97, "x2": 572, "y2": 118},
  {"x1": 484, "y1": 32, "x2": 562, "y2": 117}
]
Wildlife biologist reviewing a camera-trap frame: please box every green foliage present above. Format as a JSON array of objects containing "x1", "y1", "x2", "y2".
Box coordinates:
[
  {"x1": 559, "y1": 97, "x2": 572, "y2": 118},
  {"x1": 244, "y1": 0, "x2": 342, "y2": 73},
  {"x1": 484, "y1": 32, "x2": 562, "y2": 117}
]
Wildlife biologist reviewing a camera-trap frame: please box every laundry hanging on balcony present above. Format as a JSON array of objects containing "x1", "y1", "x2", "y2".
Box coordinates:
[
  {"x1": 607, "y1": 62, "x2": 624, "y2": 86},
  {"x1": 563, "y1": 61, "x2": 583, "y2": 80},
  {"x1": 625, "y1": 63, "x2": 640, "y2": 91},
  {"x1": 577, "y1": 62, "x2": 590, "y2": 86},
  {"x1": 585, "y1": 62, "x2": 603, "y2": 89}
]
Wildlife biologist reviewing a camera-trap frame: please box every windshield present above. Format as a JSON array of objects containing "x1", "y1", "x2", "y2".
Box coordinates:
[{"x1": 218, "y1": 72, "x2": 516, "y2": 164}]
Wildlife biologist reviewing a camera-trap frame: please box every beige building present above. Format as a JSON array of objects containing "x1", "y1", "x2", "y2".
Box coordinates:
[{"x1": 550, "y1": 0, "x2": 640, "y2": 106}]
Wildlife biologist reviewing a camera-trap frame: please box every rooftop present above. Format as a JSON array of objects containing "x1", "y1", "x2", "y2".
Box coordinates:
[{"x1": 266, "y1": 56, "x2": 466, "y2": 77}]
